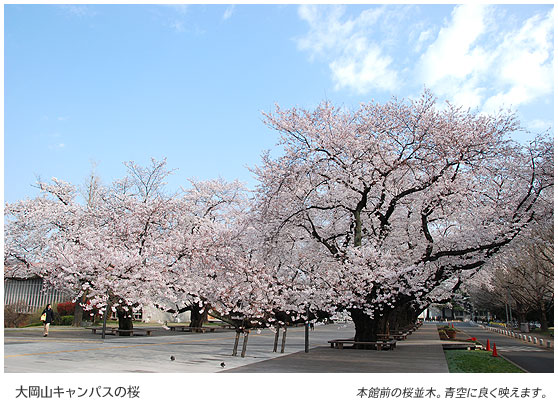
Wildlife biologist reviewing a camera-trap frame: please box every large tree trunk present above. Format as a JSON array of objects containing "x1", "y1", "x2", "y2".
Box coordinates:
[
  {"x1": 116, "y1": 306, "x2": 133, "y2": 335},
  {"x1": 72, "y1": 295, "x2": 87, "y2": 327},
  {"x1": 73, "y1": 302, "x2": 83, "y2": 327},
  {"x1": 388, "y1": 303, "x2": 419, "y2": 331},
  {"x1": 350, "y1": 309, "x2": 390, "y2": 347},
  {"x1": 189, "y1": 302, "x2": 208, "y2": 328}
]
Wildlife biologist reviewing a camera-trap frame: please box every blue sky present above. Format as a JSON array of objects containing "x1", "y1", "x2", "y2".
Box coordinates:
[{"x1": 3, "y1": 3, "x2": 555, "y2": 203}]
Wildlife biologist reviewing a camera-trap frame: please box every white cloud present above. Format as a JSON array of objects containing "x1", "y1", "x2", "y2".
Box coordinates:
[
  {"x1": 416, "y1": 4, "x2": 492, "y2": 109},
  {"x1": 296, "y1": 4, "x2": 554, "y2": 113},
  {"x1": 482, "y1": 10, "x2": 554, "y2": 112},
  {"x1": 161, "y1": 4, "x2": 188, "y2": 16},
  {"x1": 416, "y1": 5, "x2": 554, "y2": 112},
  {"x1": 48, "y1": 142, "x2": 65, "y2": 151},
  {"x1": 169, "y1": 20, "x2": 185, "y2": 33},
  {"x1": 223, "y1": 5, "x2": 236, "y2": 21},
  {"x1": 414, "y1": 28, "x2": 435, "y2": 54},
  {"x1": 527, "y1": 119, "x2": 553, "y2": 131},
  {"x1": 60, "y1": 5, "x2": 97, "y2": 18},
  {"x1": 330, "y1": 44, "x2": 398, "y2": 93},
  {"x1": 296, "y1": 5, "x2": 399, "y2": 93}
]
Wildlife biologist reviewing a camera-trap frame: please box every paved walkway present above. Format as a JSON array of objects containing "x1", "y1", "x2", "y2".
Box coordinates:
[
  {"x1": 5, "y1": 323, "x2": 449, "y2": 373},
  {"x1": 223, "y1": 323, "x2": 449, "y2": 373}
]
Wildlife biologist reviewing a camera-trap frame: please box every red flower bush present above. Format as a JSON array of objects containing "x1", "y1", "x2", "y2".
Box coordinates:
[{"x1": 56, "y1": 301, "x2": 76, "y2": 316}]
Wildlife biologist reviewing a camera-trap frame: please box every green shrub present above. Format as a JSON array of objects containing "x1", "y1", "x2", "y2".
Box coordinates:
[
  {"x1": 26, "y1": 307, "x2": 47, "y2": 325},
  {"x1": 60, "y1": 315, "x2": 74, "y2": 325}
]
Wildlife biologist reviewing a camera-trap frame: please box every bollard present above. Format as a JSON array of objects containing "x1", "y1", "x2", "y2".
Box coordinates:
[
  {"x1": 533, "y1": 337, "x2": 538, "y2": 345},
  {"x1": 540, "y1": 339, "x2": 544, "y2": 346}
]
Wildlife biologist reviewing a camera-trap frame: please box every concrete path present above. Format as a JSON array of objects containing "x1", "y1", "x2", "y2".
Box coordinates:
[
  {"x1": 5, "y1": 325, "x2": 308, "y2": 373},
  {"x1": 4, "y1": 323, "x2": 449, "y2": 373},
  {"x1": 223, "y1": 323, "x2": 449, "y2": 373}
]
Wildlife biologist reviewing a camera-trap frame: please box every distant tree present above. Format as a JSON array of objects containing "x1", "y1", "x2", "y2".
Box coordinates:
[
  {"x1": 4, "y1": 159, "x2": 178, "y2": 333},
  {"x1": 470, "y1": 221, "x2": 553, "y2": 330}
]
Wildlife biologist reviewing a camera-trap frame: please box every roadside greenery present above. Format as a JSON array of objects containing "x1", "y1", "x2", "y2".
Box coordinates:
[{"x1": 444, "y1": 350, "x2": 524, "y2": 373}]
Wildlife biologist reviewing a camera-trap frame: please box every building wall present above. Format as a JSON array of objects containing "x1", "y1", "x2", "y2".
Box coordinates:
[
  {"x1": 5, "y1": 277, "x2": 192, "y2": 323},
  {"x1": 4, "y1": 277, "x2": 70, "y2": 313}
]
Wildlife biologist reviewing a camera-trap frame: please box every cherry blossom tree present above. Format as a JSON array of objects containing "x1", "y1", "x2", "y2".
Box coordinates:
[
  {"x1": 5, "y1": 92, "x2": 553, "y2": 346},
  {"x1": 150, "y1": 177, "x2": 253, "y2": 328},
  {"x1": 4, "y1": 159, "x2": 179, "y2": 332},
  {"x1": 254, "y1": 90, "x2": 553, "y2": 342},
  {"x1": 4, "y1": 159, "x2": 278, "y2": 332}
]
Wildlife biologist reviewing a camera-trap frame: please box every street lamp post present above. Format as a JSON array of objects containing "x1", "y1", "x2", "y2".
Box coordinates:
[
  {"x1": 506, "y1": 287, "x2": 513, "y2": 328},
  {"x1": 305, "y1": 306, "x2": 309, "y2": 353}
]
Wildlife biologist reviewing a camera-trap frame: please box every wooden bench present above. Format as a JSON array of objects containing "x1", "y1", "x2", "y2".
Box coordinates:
[
  {"x1": 329, "y1": 339, "x2": 355, "y2": 349},
  {"x1": 389, "y1": 331, "x2": 409, "y2": 340},
  {"x1": 168, "y1": 325, "x2": 192, "y2": 332},
  {"x1": 168, "y1": 325, "x2": 216, "y2": 333},
  {"x1": 86, "y1": 327, "x2": 153, "y2": 336},
  {"x1": 328, "y1": 339, "x2": 396, "y2": 351},
  {"x1": 87, "y1": 327, "x2": 116, "y2": 335},
  {"x1": 115, "y1": 329, "x2": 153, "y2": 336}
]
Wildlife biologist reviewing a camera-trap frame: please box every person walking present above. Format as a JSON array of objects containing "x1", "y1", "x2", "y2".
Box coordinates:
[{"x1": 41, "y1": 304, "x2": 54, "y2": 337}]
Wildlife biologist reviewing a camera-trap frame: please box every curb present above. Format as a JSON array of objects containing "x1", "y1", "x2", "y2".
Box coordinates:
[
  {"x1": 498, "y1": 353, "x2": 530, "y2": 373},
  {"x1": 479, "y1": 325, "x2": 554, "y2": 349}
]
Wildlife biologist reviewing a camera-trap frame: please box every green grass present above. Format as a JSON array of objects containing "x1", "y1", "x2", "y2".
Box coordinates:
[
  {"x1": 530, "y1": 328, "x2": 553, "y2": 337},
  {"x1": 444, "y1": 350, "x2": 524, "y2": 373},
  {"x1": 22, "y1": 322, "x2": 44, "y2": 327}
]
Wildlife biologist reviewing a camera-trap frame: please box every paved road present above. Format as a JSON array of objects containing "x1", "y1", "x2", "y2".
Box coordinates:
[{"x1": 455, "y1": 322, "x2": 554, "y2": 373}]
